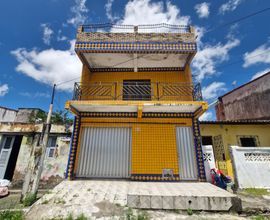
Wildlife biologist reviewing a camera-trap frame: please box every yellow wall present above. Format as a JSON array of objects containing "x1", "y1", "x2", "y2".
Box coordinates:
[
  {"x1": 80, "y1": 65, "x2": 194, "y2": 101},
  {"x1": 81, "y1": 64, "x2": 192, "y2": 84},
  {"x1": 75, "y1": 117, "x2": 193, "y2": 177},
  {"x1": 200, "y1": 123, "x2": 270, "y2": 177}
]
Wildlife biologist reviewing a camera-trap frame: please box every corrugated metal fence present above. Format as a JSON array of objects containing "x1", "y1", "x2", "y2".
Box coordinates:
[{"x1": 76, "y1": 127, "x2": 131, "y2": 178}]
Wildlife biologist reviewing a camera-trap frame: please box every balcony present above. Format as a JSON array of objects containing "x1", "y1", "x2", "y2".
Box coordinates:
[
  {"x1": 75, "y1": 23, "x2": 197, "y2": 72},
  {"x1": 73, "y1": 82, "x2": 203, "y2": 101},
  {"x1": 65, "y1": 81, "x2": 207, "y2": 116}
]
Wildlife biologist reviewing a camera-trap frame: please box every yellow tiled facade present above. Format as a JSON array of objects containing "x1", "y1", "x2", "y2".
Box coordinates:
[
  {"x1": 74, "y1": 117, "x2": 193, "y2": 177},
  {"x1": 66, "y1": 24, "x2": 207, "y2": 181}
]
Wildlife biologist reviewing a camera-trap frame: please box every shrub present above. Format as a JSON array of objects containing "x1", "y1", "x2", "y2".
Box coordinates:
[
  {"x1": 0, "y1": 210, "x2": 24, "y2": 220},
  {"x1": 22, "y1": 193, "x2": 37, "y2": 207},
  {"x1": 187, "y1": 208, "x2": 193, "y2": 215}
]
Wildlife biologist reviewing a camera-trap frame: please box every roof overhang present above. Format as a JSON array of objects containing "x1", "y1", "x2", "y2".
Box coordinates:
[
  {"x1": 75, "y1": 41, "x2": 196, "y2": 72},
  {"x1": 65, "y1": 100, "x2": 208, "y2": 117}
]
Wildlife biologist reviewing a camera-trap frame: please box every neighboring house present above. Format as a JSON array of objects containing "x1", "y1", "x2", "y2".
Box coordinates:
[
  {"x1": 215, "y1": 72, "x2": 270, "y2": 120},
  {"x1": 65, "y1": 23, "x2": 208, "y2": 181},
  {"x1": 200, "y1": 120, "x2": 270, "y2": 178},
  {"x1": 0, "y1": 108, "x2": 71, "y2": 188},
  {"x1": 0, "y1": 106, "x2": 18, "y2": 122}
]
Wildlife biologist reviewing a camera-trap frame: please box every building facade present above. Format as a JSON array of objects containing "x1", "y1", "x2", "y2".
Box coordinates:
[
  {"x1": 200, "y1": 120, "x2": 270, "y2": 178},
  {"x1": 0, "y1": 108, "x2": 71, "y2": 188},
  {"x1": 215, "y1": 72, "x2": 270, "y2": 120},
  {"x1": 65, "y1": 24, "x2": 208, "y2": 181}
]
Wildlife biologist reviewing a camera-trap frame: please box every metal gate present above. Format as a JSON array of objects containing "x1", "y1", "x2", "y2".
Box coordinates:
[
  {"x1": 176, "y1": 127, "x2": 197, "y2": 180},
  {"x1": 76, "y1": 127, "x2": 131, "y2": 178}
]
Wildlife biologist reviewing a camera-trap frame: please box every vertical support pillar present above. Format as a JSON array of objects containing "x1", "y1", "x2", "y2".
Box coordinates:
[
  {"x1": 193, "y1": 118, "x2": 206, "y2": 181},
  {"x1": 66, "y1": 116, "x2": 81, "y2": 180}
]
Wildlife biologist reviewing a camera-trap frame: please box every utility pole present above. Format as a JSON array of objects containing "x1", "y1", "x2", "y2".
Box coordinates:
[{"x1": 21, "y1": 84, "x2": 56, "y2": 199}]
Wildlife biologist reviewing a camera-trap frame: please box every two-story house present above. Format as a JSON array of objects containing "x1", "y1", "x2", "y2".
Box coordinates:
[{"x1": 65, "y1": 23, "x2": 208, "y2": 181}]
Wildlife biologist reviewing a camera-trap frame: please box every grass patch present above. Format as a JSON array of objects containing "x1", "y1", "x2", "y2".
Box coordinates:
[
  {"x1": 41, "y1": 199, "x2": 49, "y2": 204},
  {"x1": 242, "y1": 188, "x2": 270, "y2": 197},
  {"x1": 22, "y1": 193, "x2": 37, "y2": 207},
  {"x1": 125, "y1": 208, "x2": 149, "y2": 220},
  {"x1": 76, "y1": 214, "x2": 87, "y2": 220},
  {"x1": 54, "y1": 198, "x2": 66, "y2": 204},
  {"x1": 187, "y1": 208, "x2": 193, "y2": 215},
  {"x1": 251, "y1": 215, "x2": 270, "y2": 220},
  {"x1": 0, "y1": 210, "x2": 24, "y2": 220}
]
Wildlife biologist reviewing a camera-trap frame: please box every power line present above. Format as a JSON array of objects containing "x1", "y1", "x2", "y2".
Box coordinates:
[
  {"x1": 192, "y1": 50, "x2": 270, "y2": 79},
  {"x1": 205, "y1": 7, "x2": 270, "y2": 34}
]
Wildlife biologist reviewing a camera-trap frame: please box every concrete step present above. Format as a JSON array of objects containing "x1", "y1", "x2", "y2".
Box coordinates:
[{"x1": 127, "y1": 182, "x2": 241, "y2": 211}]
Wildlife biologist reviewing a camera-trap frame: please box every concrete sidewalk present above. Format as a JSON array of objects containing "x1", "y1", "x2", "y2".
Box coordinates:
[{"x1": 26, "y1": 180, "x2": 241, "y2": 219}]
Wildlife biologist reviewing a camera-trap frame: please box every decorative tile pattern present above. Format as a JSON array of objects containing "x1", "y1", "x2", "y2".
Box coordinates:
[
  {"x1": 193, "y1": 119, "x2": 206, "y2": 181},
  {"x1": 75, "y1": 42, "x2": 197, "y2": 54},
  {"x1": 66, "y1": 116, "x2": 81, "y2": 179}
]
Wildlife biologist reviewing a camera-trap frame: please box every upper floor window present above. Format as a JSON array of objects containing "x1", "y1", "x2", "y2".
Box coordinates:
[
  {"x1": 47, "y1": 136, "x2": 57, "y2": 158},
  {"x1": 237, "y1": 135, "x2": 259, "y2": 147},
  {"x1": 123, "y1": 80, "x2": 151, "y2": 101}
]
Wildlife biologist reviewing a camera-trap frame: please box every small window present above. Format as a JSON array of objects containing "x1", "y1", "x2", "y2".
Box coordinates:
[
  {"x1": 3, "y1": 137, "x2": 13, "y2": 149},
  {"x1": 240, "y1": 137, "x2": 257, "y2": 147},
  {"x1": 123, "y1": 80, "x2": 151, "y2": 100},
  {"x1": 47, "y1": 136, "x2": 57, "y2": 158},
  {"x1": 202, "y1": 136, "x2": 213, "y2": 145}
]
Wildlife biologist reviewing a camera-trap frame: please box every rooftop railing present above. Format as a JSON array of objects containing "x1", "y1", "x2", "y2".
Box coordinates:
[
  {"x1": 76, "y1": 23, "x2": 196, "y2": 43},
  {"x1": 73, "y1": 82, "x2": 203, "y2": 101},
  {"x1": 79, "y1": 23, "x2": 192, "y2": 33}
]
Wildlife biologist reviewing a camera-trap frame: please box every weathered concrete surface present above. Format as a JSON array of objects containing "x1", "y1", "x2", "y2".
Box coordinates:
[
  {"x1": 216, "y1": 72, "x2": 270, "y2": 120},
  {"x1": 26, "y1": 180, "x2": 241, "y2": 219},
  {"x1": 127, "y1": 182, "x2": 240, "y2": 211},
  {"x1": 0, "y1": 122, "x2": 71, "y2": 189},
  {"x1": 0, "y1": 106, "x2": 17, "y2": 122}
]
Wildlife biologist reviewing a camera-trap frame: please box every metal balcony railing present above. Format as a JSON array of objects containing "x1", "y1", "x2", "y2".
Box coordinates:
[
  {"x1": 73, "y1": 82, "x2": 203, "y2": 101},
  {"x1": 79, "y1": 23, "x2": 192, "y2": 33}
]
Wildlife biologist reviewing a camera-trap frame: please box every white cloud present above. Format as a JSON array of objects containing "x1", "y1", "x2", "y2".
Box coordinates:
[
  {"x1": 116, "y1": 0, "x2": 190, "y2": 26},
  {"x1": 57, "y1": 30, "x2": 68, "y2": 42},
  {"x1": 243, "y1": 44, "x2": 270, "y2": 68},
  {"x1": 67, "y1": 0, "x2": 89, "y2": 26},
  {"x1": 194, "y1": 2, "x2": 210, "y2": 18},
  {"x1": 251, "y1": 68, "x2": 270, "y2": 80},
  {"x1": 19, "y1": 92, "x2": 50, "y2": 98},
  {"x1": 219, "y1": 0, "x2": 243, "y2": 14},
  {"x1": 202, "y1": 81, "x2": 227, "y2": 100},
  {"x1": 199, "y1": 111, "x2": 213, "y2": 121},
  {"x1": 192, "y1": 38, "x2": 240, "y2": 81},
  {"x1": 105, "y1": 0, "x2": 119, "y2": 22},
  {"x1": 11, "y1": 41, "x2": 81, "y2": 91},
  {"x1": 41, "y1": 24, "x2": 54, "y2": 45},
  {"x1": 0, "y1": 84, "x2": 9, "y2": 97}
]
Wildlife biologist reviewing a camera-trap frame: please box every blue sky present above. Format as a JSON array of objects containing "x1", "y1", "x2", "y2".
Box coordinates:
[{"x1": 0, "y1": 0, "x2": 269, "y2": 120}]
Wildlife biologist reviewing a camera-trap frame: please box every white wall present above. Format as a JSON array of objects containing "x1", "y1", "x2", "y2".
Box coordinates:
[
  {"x1": 230, "y1": 146, "x2": 270, "y2": 188},
  {"x1": 202, "y1": 145, "x2": 216, "y2": 182}
]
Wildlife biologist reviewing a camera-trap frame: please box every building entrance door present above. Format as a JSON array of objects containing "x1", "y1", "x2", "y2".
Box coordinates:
[
  {"x1": 76, "y1": 127, "x2": 132, "y2": 178},
  {"x1": 176, "y1": 127, "x2": 197, "y2": 180},
  {"x1": 0, "y1": 136, "x2": 15, "y2": 179}
]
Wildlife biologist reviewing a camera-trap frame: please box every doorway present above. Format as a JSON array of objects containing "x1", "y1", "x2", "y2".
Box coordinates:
[{"x1": 0, "y1": 135, "x2": 23, "y2": 180}]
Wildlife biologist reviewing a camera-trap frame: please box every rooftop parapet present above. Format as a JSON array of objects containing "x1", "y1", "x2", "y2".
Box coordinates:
[{"x1": 76, "y1": 23, "x2": 196, "y2": 43}]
